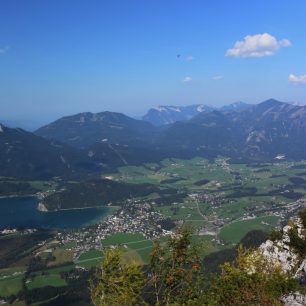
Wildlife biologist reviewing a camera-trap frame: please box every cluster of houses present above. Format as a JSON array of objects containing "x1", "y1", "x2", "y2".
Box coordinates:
[
  {"x1": 56, "y1": 200, "x2": 173, "y2": 259},
  {"x1": 189, "y1": 192, "x2": 228, "y2": 208},
  {"x1": 0, "y1": 228, "x2": 37, "y2": 235}
]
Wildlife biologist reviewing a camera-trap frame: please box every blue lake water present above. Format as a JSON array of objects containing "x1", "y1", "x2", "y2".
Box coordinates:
[{"x1": 0, "y1": 196, "x2": 111, "y2": 230}]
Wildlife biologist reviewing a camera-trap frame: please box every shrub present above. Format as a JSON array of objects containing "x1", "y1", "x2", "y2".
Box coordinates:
[
  {"x1": 288, "y1": 227, "x2": 306, "y2": 257},
  {"x1": 298, "y1": 209, "x2": 306, "y2": 228},
  {"x1": 269, "y1": 229, "x2": 283, "y2": 241},
  {"x1": 203, "y1": 247, "x2": 299, "y2": 305}
]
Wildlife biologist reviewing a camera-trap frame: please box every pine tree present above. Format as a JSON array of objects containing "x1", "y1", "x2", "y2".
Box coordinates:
[{"x1": 90, "y1": 248, "x2": 146, "y2": 306}]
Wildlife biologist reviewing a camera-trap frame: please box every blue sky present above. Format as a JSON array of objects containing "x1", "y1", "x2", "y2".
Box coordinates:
[{"x1": 1, "y1": 0, "x2": 306, "y2": 124}]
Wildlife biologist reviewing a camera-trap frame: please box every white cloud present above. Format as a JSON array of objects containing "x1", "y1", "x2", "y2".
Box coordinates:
[
  {"x1": 182, "y1": 76, "x2": 192, "y2": 83},
  {"x1": 185, "y1": 55, "x2": 194, "y2": 61},
  {"x1": 288, "y1": 74, "x2": 306, "y2": 85},
  {"x1": 212, "y1": 75, "x2": 224, "y2": 80},
  {"x1": 226, "y1": 33, "x2": 291, "y2": 58}
]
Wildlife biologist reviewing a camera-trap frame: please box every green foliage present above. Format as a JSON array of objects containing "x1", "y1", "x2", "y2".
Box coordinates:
[
  {"x1": 269, "y1": 229, "x2": 283, "y2": 241},
  {"x1": 203, "y1": 247, "x2": 299, "y2": 306},
  {"x1": 0, "y1": 181, "x2": 39, "y2": 196},
  {"x1": 90, "y1": 248, "x2": 145, "y2": 306},
  {"x1": 90, "y1": 226, "x2": 203, "y2": 305},
  {"x1": 90, "y1": 225, "x2": 304, "y2": 306},
  {"x1": 299, "y1": 209, "x2": 306, "y2": 228},
  {"x1": 148, "y1": 226, "x2": 203, "y2": 305},
  {"x1": 288, "y1": 227, "x2": 306, "y2": 257}
]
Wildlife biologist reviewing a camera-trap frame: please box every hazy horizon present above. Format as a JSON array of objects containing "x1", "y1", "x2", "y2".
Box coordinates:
[{"x1": 1, "y1": 0, "x2": 306, "y2": 125}]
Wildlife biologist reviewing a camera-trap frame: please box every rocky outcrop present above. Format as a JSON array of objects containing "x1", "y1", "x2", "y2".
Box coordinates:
[
  {"x1": 259, "y1": 219, "x2": 305, "y2": 276},
  {"x1": 37, "y1": 202, "x2": 48, "y2": 212},
  {"x1": 259, "y1": 216, "x2": 306, "y2": 304},
  {"x1": 281, "y1": 292, "x2": 306, "y2": 306}
]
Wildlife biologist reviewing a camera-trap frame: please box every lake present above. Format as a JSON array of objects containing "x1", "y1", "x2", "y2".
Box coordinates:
[{"x1": 0, "y1": 196, "x2": 112, "y2": 230}]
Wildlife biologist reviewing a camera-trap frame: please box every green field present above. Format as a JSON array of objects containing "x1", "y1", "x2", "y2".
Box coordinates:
[
  {"x1": 101, "y1": 233, "x2": 154, "y2": 264},
  {"x1": 0, "y1": 276, "x2": 23, "y2": 297},
  {"x1": 78, "y1": 249, "x2": 103, "y2": 261},
  {"x1": 102, "y1": 233, "x2": 146, "y2": 245},
  {"x1": 48, "y1": 249, "x2": 73, "y2": 266},
  {"x1": 76, "y1": 234, "x2": 154, "y2": 266},
  {"x1": 27, "y1": 274, "x2": 67, "y2": 289},
  {"x1": 219, "y1": 216, "x2": 280, "y2": 244}
]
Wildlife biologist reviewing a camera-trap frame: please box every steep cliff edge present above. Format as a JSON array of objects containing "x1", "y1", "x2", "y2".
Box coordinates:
[{"x1": 259, "y1": 212, "x2": 306, "y2": 305}]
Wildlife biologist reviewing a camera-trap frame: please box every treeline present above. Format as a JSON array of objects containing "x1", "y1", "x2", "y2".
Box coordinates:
[
  {"x1": 42, "y1": 179, "x2": 174, "y2": 211},
  {"x1": 0, "y1": 181, "x2": 39, "y2": 196},
  {"x1": 0, "y1": 230, "x2": 53, "y2": 268}
]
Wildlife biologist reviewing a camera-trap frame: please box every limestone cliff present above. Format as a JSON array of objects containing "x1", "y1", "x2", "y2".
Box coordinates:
[{"x1": 259, "y1": 216, "x2": 306, "y2": 305}]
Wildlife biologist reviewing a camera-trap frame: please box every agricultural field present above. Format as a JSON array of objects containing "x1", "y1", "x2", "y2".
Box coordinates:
[
  {"x1": 219, "y1": 215, "x2": 279, "y2": 244},
  {"x1": 104, "y1": 234, "x2": 153, "y2": 263},
  {"x1": 26, "y1": 274, "x2": 67, "y2": 290},
  {"x1": 47, "y1": 249, "x2": 73, "y2": 266},
  {"x1": 105, "y1": 157, "x2": 306, "y2": 247},
  {"x1": 0, "y1": 276, "x2": 23, "y2": 297}
]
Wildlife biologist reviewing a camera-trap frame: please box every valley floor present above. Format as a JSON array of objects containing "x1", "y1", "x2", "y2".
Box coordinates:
[{"x1": 1, "y1": 157, "x2": 306, "y2": 304}]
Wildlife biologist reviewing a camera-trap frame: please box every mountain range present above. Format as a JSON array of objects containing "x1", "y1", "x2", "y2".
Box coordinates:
[
  {"x1": 159, "y1": 99, "x2": 306, "y2": 161},
  {"x1": 2, "y1": 99, "x2": 306, "y2": 180},
  {"x1": 142, "y1": 102, "x2": 251, "y2": 126}
]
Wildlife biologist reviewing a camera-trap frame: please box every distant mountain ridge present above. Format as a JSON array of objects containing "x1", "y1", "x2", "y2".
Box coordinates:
[
  {"x1": 162, "y1": 99, "x2": 306, "y2": 160},
  {"x1": 142, "y1": 102, "x2": 251, "y2": 126},
  {"x1": 0, "y1": 124, "x2": 101, "y2": 180},
  {"x1": 36, "y1": 111, "x2": 158, "y2": 149},
  {"x1": 34, "y1": 99, "x2": 306, "y2": 164},
  {"x1": 219, "y1": 101, "x2": 251, "y2": 112},
  {"x1": 142, "y1": 104, "x2": 215, "y2": 126}
]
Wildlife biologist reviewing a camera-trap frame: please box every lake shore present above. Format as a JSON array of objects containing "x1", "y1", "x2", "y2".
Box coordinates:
[{"x1": 0, "y1": 194, "x2": 36, "y2": 199}]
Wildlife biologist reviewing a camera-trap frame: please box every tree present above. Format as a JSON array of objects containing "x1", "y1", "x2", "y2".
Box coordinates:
[
  {"x1": 148, "y1": 226, "x2": 203, "y2": 305},
  {"x1": 203, "y1": 246, "x2": 299, "y2": 305},
  {"x1": 90, "y1": 248, "x2": 145, "y2": 306}
]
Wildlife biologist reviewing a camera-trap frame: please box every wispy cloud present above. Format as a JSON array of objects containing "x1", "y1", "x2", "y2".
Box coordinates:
[
  {"x1": 0, "y1": 46, "x2": 9, "y2": 54},
  {"x1": 226, "y1": 33, "x2": 291, "y2": 58},
  {"x1": 212, "y1": 75, "x2": 224, "y2": 80},
  {"x1": 288, "y1": 74, "x2": 306, "y2": 85},
  {"x1": 185, "y1": 55, "x2": 194, "y2": 61},
  {"x1": 182, "y1": 76, "x2": 192, "y2": 83}
]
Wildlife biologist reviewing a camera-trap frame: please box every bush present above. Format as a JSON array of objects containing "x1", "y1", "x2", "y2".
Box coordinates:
[
  {"x1": 269, "y1": 229, "x2": 283, "y2": 241},
  {"x1": 202, "y1": 247, "x2": 299, "y2": 305},
  {"x1": 299, "y1": 209, "x2": 306, "y2": 228},
  {"x1": 288, "y1": 227, "x2": 306, "y2": 257}
]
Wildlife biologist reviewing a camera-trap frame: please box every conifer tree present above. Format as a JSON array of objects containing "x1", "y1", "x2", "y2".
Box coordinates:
[{"x1": 90, "y1": 248, "x2": 145, "y2": 306}]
